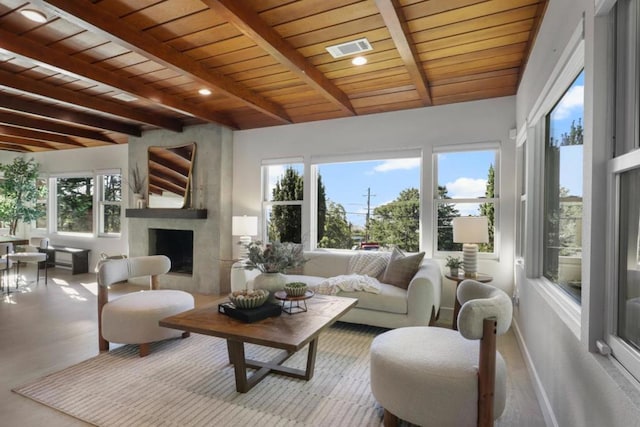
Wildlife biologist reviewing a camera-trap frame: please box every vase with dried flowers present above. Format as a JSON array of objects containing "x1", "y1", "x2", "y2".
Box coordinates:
[
  {"x1": 128, "y1": 164, "x2": 146, "y2": 208},
  {"x1": 243, "y1": 241, "x2": 306, "y2": 300}
]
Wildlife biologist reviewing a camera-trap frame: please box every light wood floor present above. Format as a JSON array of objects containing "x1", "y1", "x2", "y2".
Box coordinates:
[{"x1": 0, "y1": 266, "x2": 545, "y2": 427}]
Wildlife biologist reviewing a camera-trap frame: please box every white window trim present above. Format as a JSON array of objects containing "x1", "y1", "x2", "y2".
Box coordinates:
[
  {"x1": 261, "y1": 159, "x2": 304, "y2": 243},
  {"x1": 97, "y1": 171, "x2": 122, "y2": 237},
  {"x1": 309, "y1": 150, "x2": 423, "y2": 251},
  {"x1": 607, "y1": 149, "x2": 640, "y2": 381},
  {"x1": 51, "y1": 173, "x2": 95, "y2": 237},
  {"x1": 522, "y1": 21, "x2": 585, "y2": 338},
  {"x1": 432, "y1": 144, "x2": 500, "y2": 259},
  {"x1": 33, "y1": 174, "x2": 48, "y2": 231}
]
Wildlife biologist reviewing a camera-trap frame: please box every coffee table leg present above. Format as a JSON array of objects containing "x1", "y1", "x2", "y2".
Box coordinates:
[
  {"x1": 304, "y1": 337, "x2": 318, "y2": 380},
  {"x1": 227, "y1": 340, "x2": 249, "y2": 392}
]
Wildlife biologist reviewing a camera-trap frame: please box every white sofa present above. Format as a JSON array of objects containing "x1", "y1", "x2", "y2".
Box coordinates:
[{"x1": 231, "y1": 250, "x2": 442, "y2": 329}]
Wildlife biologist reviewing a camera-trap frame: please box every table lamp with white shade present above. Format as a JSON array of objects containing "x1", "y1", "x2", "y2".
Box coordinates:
[
  {"x1": 232, "y1": 215, "x2": 258, "y2": 259},
  {"x1": 452, "y1": 216, "x2": 489, "y2": 278}
]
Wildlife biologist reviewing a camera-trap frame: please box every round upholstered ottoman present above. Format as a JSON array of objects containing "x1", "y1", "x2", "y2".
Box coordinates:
[
  {"x1": 370, "y1": 326, "x2": 507, "y2": 427},
  {"x1": 102, "y1": 290, "x2": 194, "y2": 348}
]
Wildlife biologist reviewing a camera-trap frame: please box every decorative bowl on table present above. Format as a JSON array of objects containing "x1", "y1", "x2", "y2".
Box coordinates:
[
  {"x1": 229, "y1": 289, "x2": 269, "y2": 309},
  {"x1": 284, "y1": 282, "x2": 308, "y2": 297}
]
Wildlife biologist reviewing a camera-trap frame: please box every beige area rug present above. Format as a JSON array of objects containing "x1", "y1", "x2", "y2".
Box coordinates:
[{"x1": 14, "y1": 323, "x2": 387, "y2": 427}]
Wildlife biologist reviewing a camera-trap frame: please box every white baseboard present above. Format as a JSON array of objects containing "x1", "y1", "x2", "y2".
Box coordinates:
[{"x1": 512, "y1": 319, "x2": 559, "y2": 427}]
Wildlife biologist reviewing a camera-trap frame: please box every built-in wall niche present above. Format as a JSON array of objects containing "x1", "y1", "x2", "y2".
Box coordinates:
[
  {"x1": 148, "y1": 143, "x2": 196, "y2": 208},
  {"x1": 149, "y1": 228, "x2": 194, "y2": 275}
]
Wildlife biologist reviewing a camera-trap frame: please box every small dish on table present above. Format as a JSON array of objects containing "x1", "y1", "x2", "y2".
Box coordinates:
[{"x1": 274, "y1": 288, "x2": 314, "y2": 314}]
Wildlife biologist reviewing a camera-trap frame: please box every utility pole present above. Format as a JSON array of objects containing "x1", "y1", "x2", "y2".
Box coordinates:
[{"x1": 363, "y1": 187, "x2": 375, "y2": 242}]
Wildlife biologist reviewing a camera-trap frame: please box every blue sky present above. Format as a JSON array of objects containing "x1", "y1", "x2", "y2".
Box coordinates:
[
  {"x1": 268, "y1": 72, "x2": 584, "y2": 227},
  {"x1": 551, "y1": 71, "x2": 584, "y2": 197},
  {"x1": 318, "y1": 159, "x2": 420, "y2": 227}
]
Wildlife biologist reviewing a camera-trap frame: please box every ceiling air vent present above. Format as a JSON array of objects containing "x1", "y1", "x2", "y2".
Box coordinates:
[{"x1": 326, "y1": 38, "x2": 373, "y2": 59}]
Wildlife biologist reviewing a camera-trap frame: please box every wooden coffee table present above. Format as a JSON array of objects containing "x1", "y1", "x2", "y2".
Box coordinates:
[{"x1": 159, "y1": 294, "x2": 357, "y2": 393}]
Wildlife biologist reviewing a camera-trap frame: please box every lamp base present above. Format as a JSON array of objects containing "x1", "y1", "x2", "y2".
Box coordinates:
[
  {"x1": 462, "y1": 243, "x2": 478, "y2": 278},
  {"x1": 238, "y1": 236, "x2": 252, "y2": 259}
]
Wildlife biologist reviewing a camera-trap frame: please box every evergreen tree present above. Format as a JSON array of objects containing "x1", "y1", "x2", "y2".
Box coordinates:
[
  {"x1": 318, "y1": 201, "x2": 352, "y2": 249},
  {"x1": 437, "y1": 186, "x2": 460, "y2": 251},
  {"x1": 317, "y1": 174, "x2": 326, "y2": 242},
  {"x1": 268, "y1": 167, "x2": 327, "y2": 244},
  {"x1": 269, "y1": 167, "x2": 303, "y2": 243},
  {"x1": 479, "y1": 165, "x2": 495, "y2": 252},
  {"x1": 369, "y1": 188, "x2": 420, "y2": 252},
  {"x1": 560, "y1": 119, "x2": 583, "y2": 146},
  {"x1": 0, "y1": 158, "x2": 46, "y2": 235},
  {"x1": 57, "y1": 177, "x2": 93, "y2": 232}
]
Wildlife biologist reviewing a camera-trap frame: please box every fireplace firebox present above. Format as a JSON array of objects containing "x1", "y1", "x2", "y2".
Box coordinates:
[{"x1": 149, "y1": 228, "x2": 193, "y2": 275}]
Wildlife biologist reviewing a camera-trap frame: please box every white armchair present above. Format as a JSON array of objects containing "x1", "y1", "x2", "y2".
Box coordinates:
[{"x1": 97, "y1": 255, "x2": 194, "y2": 357}]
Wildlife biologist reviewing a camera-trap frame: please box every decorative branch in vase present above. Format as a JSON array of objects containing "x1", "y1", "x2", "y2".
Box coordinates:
[
  {"x1": 242, "y1": 241, "x2": 307, "y2": 301},
  {"x1": 128, "y1": 164, "x2": 147, "y2": 208}
]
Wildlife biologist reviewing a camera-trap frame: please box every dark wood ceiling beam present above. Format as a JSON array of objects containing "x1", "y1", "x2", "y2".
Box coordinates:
[
  {"x1": 0, "y1": 68, "x2": 178, "y2": 134},
  {"x1": 201, "y1": 0, "x2": 356, "y2": 116},
  {"x1": 0, "y1": 141, "x2": 34, "y2": 152},
  {"x1": 35, "y1": 0, "x2": 289, "y2": 125},
  {"x1": 0, "y1": 123, "x2": 85, "y2": 147},
  {"x1": 0, "y1": 93, "x2": 140, "y2": 137},
  {"x1": 0, "y1": 134, "x2": 58, "y2": 150},
  {"x1": 375, "y1": 0, "x2": 432, "y2": 106},
  {"x1": 0, "y1": 27, "x2": 236, "y2": 129},
  {"x1": 0, "y1": 110, "x2": 117, "y2": 144}
]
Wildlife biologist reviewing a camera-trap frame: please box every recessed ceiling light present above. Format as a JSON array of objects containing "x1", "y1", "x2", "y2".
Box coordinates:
[
  {"x1": 198, "y1": 88, "x2": 212, "y2": 96},
  {"x1": 352, "y1": 56, "x2": 367, "y2": 66},
  {"x1": 20, "y1": 8, "x2": 47, "y2": 23}
]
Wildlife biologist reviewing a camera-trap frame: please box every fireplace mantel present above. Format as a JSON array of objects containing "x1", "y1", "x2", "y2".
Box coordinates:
[{"x1": 125, "y1": 208, "x2": 208, "y2": 219}]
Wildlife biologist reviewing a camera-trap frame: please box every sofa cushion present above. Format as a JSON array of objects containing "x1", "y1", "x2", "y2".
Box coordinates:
[
  {"x1": 348, "y1": 251, "x2": 389, "y2": 277},
  {"x1": 339, "y1": 283, "x2": 407, "y2": 314},
  {"x1": 382, "y1": 248, "x2": 425, "y2": 289}
]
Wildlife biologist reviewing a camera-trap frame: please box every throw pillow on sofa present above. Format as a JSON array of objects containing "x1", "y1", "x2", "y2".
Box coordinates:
[
  {"x1": 348, "y1": 251, "x2": 389, "y2": 277},
  {"x1": 382, "y1": 247, "x2": 425, "y2": 289}
]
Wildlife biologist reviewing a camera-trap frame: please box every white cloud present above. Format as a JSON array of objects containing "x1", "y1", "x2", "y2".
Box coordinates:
[
  {"x1": 373, "y1": 158, "x2": 420, "y2": 173},
  {"x1": 446, "y1": 177, "x2": 487, "y2": 198},
  {"x1": 552, "y1": 85, "x2": 584, "y2": 120}
]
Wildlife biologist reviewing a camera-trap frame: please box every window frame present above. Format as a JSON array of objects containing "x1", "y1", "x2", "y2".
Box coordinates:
[
  {"x1": 519, "y1": 20, "x2": 585, "y2": 337},
  {"x1": 309, "y1": 149, "x2": 422, "y2": 252},
  {"x1": 51, "y1": 172, "x2": 95, "y2": 237},
  {"x1": 606, "y1": 0, "x2": 640, "y2": 383},
  {"x1": 33, "y1": 175, "x2": 48, "y2": 231},
  {"x1": 432, "y1": 143, "x2": 500, "y2": 259},
  {"x1": 541, "y1": 70, "x2": 585, "y2": 303},
  {"x1": 96, "y1": 169, "x2": 122, "y2": 237},
  {"x1": 260, "y1": 158, "x2": 304, "y2": 244}
]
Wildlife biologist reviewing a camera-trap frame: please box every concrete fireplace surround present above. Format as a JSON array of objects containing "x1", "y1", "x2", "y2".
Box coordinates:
[{"x1": 127, "y1": 124, "x2": 233, "y2": 295}]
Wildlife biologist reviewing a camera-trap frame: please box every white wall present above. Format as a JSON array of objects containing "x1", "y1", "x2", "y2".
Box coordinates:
[
  {"x1": 29, "y1": 145, "x2": 129, "y2": 270},
  {"x1": 233, "y1": 97, "x2": 517, "y2": 312},
  {"x1": 515, "y1": 0, "x2": 640, "y2": 425}
]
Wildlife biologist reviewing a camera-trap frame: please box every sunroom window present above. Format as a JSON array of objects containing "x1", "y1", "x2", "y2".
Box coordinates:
[{"x1": 543, "y1": 70, "x2": 584, "y2": 302}]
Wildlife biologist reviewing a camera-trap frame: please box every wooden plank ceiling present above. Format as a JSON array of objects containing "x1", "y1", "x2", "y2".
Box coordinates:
[{"x1": 0, "y1": 0, "x2": 547, "y2": 152}]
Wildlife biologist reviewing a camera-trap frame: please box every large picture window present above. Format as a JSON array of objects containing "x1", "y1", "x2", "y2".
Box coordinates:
[
  {"x1": 543, "y1": 71, "x2": 584, "y2": 302},
  {"x1": 314, "y1": 156, "x2": 420, "y2": 252},
  {"x1": 56, "y1": 176, "x2": 94, "y2": 234},
  {"x1": 435, "y1": 148, "x2": 498, "y2": 254}
]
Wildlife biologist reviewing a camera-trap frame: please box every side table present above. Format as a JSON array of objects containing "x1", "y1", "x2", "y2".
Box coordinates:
[{"x1": 445, "y1": 272, "x2": 493, "y2": 330}]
